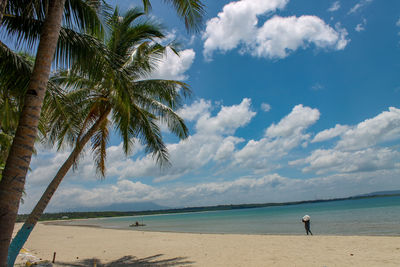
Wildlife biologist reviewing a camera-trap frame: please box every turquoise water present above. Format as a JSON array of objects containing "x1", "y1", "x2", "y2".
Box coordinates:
[{"x1": 63, "y1": 196, "x2": 400, "y2": 236}]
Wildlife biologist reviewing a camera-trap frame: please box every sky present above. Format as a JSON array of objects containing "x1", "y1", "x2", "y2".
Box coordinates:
[{"x1": 19, "y1": 0, "x2": 400, "y2": 213}]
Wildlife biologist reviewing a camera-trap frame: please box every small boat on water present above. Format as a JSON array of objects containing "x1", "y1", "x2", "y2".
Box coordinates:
[{"x1": 129, "y1": 221, "x2": 146, "y2": 227}]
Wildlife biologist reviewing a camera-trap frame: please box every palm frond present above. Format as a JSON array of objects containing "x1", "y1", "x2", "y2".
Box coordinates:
[
  {"x1": 141, "y1": 0, "x2": 152, "y2": 13},
  {"x1": 163, "y1": 0, "x2": 205, "y2": 32},
  {"x1": 133, "y1": 79, "x2": 190, "y2": 108},
  {"x1": 5, "y1": 0, "x2": 108, "y2": 38},
  {"x1": 63, "y1": 0, "x2": 110, "y2": 38},
  {"x1": 140, "y1": 0, "x2": 205, "y2": 32},
  {"x1": 43, "y1": 72, "x2": 96, "y2": 149},
  {"x1": 2, "y1": 14, "x2": 117, "y2": 74},
  {"x1": 0, "y1": 41, "x2": 32, "y2": 97},
  {"x1": 114, "y1": 103, "x2": 169, "y2": 166},
  {"x1": 39, "y1": 6, "x2": 193, "y2": 176}
]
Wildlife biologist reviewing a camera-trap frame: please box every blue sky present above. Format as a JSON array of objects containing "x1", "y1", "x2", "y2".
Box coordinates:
[{"x1": 20, "y1": 0, "x2": 400, "y2": 213}]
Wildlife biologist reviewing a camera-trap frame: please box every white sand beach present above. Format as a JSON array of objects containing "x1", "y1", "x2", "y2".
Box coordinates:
[{"x1": 13, "y1": 222, "x2": 400, "y2": 266}]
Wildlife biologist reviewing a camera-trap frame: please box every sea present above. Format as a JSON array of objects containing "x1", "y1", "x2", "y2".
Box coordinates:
[{"x1": 61, "y1": 196, "x2": 400, "y2": 236}]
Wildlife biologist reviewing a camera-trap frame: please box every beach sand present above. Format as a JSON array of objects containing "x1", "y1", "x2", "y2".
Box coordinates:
[{"x1": 13, "y1": 222, "x2": 400, "y2": 266}]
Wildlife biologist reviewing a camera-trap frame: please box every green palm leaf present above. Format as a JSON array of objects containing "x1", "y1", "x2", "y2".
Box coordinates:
[{"x1": 142, "y1": 0, "x2": 205, "y2": 32}]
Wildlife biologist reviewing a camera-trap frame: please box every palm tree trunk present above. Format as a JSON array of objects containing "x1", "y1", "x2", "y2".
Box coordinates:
[
  {"x1": 7, "y1": 109, "x2": 110, "y2": 266},
  {"x1": 0, "y1": 0, "x2": 6, "y2": 24},
  {"x1": 0, "y1": 0, "x2": 66, "y2": 265}
]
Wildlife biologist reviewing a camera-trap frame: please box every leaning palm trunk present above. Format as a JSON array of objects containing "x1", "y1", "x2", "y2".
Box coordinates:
[
  {"x1": 0, "y1": 0, "x2": 6, "y2": 24},
  {"x1": 0, "y1": 0, "x2": 66, "y2": 264},
  {"x1": 7, "y1": 109, "x2": 110, "y2": 266}
]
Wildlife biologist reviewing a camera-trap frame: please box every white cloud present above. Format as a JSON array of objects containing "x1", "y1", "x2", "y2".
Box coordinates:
[
  {"x1": 291, "y1": 147, "x2": 400, "y2": 175},
  {"x1": 261, "y1": 103, "x2": 271, "y2": 112},
  {"x1": 355, "y1": 18, "x2": 367, "y2": 32},
  {"x1": 252, "y1": 16, "x2": 350, "y2": 58},
  {"x1": 328, "y1": 1, "x2": 341, "y2": 12},
  {"x1": 293, "y1": 107, "x2": 400, "y2": 175},
  {"x1": 203, "y1": 0, "x2": 349, "y2": 60},
  {"x1": 20, "y1": 101, "x2": 400, "y2": 213},
  {"x1": 177, "y1": 99, "x2": 211, "y2": 121},
  {"x1": 150, "y1": 48, "x2": 195, "y2": 80},
  {"x1": 214, "y1": 136, "x2": 245, "y2": 162},
  {"x1": 196, "y1": 98, "x2": 256, "y2": 135},
  {"x1": 203, "y1": 0, "x2": 289, "y2": 59},
  {"x1": 266, "y1": 105, "x2": 320, "y2": 138},
  {"x1": 355, "y1": 24, "x2": 364, "y2": 32},
  {"x1": 233, "y1": 105, "x2": 320, "y2": 171},
  {"x1": 336, "y1": 107, "x2": 400, "y2": 151},
  {"x1": 312, "y1": 124, "x2": 350, "y2": 143},
  {"x1": 348, "y1": 0, "x2": 373, "y2": 14},
  {"x1": 29, "y1": 168, "x2": 400, "y2": 213},
  {"x1": 180, "y1": 170, "x2": 400, "y2": 205},
  {"x1": 27, "y1": 150, "x2": 73, "y2": 186},
  {"x1": 103, "y1": 99, "x2": 257, "y2": 182},
  {"x1": 250, "y1": 15, "x2": 349, "y2": 59},
  {"x1": 47, "y1": 180, "x2": 171, "y2": 211}
]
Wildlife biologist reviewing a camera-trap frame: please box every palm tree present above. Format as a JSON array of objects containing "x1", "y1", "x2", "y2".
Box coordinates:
[
  {"x1": 0, "y1": 52, "x2": 33, "y2": 180},
  {"x1": 7, "y1": 7, "x2": 191, "y2": 266},
  {"x1": 0, "y1": 1, "x2": 203, "y2": 264},
  {"x1": 0, "y1": 1, "x2": 111, "y2": 264},
  {"x1": 0, "y1": 0, "x2": 6, "y2": 23}
]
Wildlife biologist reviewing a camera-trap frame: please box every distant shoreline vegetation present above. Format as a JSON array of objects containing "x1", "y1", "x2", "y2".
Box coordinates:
[{"x1": 16, "y1": 192, "x2": 400, "y2": 222}]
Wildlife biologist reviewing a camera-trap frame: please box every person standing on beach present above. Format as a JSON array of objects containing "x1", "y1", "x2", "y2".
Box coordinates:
[{"x1": 302, "y1": 215, "x2": 313, "y2": 235}]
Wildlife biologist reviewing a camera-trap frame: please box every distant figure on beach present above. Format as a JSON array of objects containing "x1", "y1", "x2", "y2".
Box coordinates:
[{"x1": 302, "y1": 215, "x2": 313, "y2": 235}]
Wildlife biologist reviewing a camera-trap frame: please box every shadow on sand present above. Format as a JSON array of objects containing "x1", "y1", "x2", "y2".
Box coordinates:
[{"x1": 53, "y1": 254, "x2": 194, "y2": 266}]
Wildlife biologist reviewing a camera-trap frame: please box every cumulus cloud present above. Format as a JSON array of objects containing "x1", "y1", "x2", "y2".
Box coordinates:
[
  {"x1": 203, "y1": 0, "x2": 349, "y2": 60},
  {"x1": 312, "y1": 124, "x2": 350, "y2": 143},
  {"x1": 328, "y1": 1, "x2": 341, "y2": 12},
  {"x1": 27, "y1": 138, "x2": 146, "y2": 190},
  {"x1": 26, "y1": 168, "x2": 400, "y2": 213},
  {"x1": 196, "y1": 98, "x2": 256, "y2": 135},
  {"x1": 266, "y1": 105, "x2": 320, "y2": 138},
  {"x1": 336, "y1": 107, "x2": 400, "y2": 151},
  {"x1": 20, "y1": 100, "x2": 400, "y2": 213},
  {"x1": 27, "y1": 150, "x2": 72, "y2": 186},
  {"x1": 47, "y1": 180, "x2": 171, "y2": 211},
  {"x1": 294, "y1": 107, "x2": 400, "y2": 175},
  {"x1": 291, "y1": 147, "x2": 400, "y2": 175},
  {"x1": 233, "y1": 105, "x2": 320, "y2": 171},
  {"x1": 104, "y1": 98, "x2": 257, "y2": 182},
  {"x1": 177, "y1": 99, "x2": 211, "y2": 121},
  {"x1": 203, "y1": 0, "x2": 289, "y2": 58},
  {"x1": 150, "y1": 48, "x2": 195, "y2": 80},
  {"x1": 355, "y1": 18, "x2": 367, "y2": 32},
  {"x1": 261, "y1": 103, "x2": 271, "y2": 112},
  {"x1": 214, "y1": 136, "x2": 245, "y2": 162},
  {"x1": 254, "y1": 15, "x2": 348, "y2": 58}
]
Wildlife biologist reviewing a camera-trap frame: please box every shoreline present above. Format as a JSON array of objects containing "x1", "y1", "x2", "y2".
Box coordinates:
[
  {"x1": 14, "y1": 222, "x2": 400, "y2": 266},
  {"x1": 44, "y1": 219, "x2": 400, "y2": 237}
]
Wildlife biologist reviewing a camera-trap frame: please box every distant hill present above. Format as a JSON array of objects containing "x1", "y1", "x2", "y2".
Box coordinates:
[
  {"x1": 354, "y1": 190, "x2": 400, "y2": 198},
  {"x1": 66, "y1": 201, "x2": 168, "y2": 212},
  {"x1": 59, "y1": 190, "x2": 400, "y2": 213}
]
